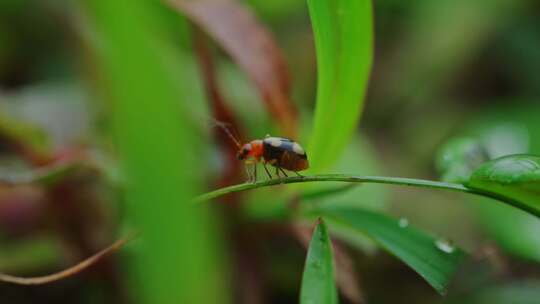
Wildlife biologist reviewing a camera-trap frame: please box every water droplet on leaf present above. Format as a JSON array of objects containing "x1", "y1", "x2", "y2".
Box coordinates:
[
  {"x1": 398, "y1": 218, "x2": 409, "y2": 228},
  {"x1": 435, "y1": 239, "x2": 455, "y2": 254}
]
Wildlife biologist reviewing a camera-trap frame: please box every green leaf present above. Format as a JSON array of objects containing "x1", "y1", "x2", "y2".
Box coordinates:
[
  {"x1": 300, "y1": 219, "x2": 338, "y2": 304},
  {"x1": 314, "y1": 207, "x2": 467, "y2": 294},
  {"x1": 436, "y1": 137, "x2": 489, "y2": 184},
  {"x1": 86, "y1": 1, "x2": 227, "y2": 303},
  {"x1": 307, "y1": 0, "x2": 373, "y2": 172},
  {"x1": 467, "y1": 154, "x2": 540, "y2": 217},
  {"x1": 436, "y1": 121, "x2": 540, "y2": 262}
]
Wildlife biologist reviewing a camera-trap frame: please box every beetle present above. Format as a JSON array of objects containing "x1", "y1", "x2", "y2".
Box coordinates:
[
  {"x1": 215, "y1": 122, "x2": 309, "y2": 182},
  {"x1": 238, "y1": 136, "x2": 309, "y2": 181}
]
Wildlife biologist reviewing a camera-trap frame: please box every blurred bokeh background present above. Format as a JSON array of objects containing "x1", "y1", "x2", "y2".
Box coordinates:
[{"x1": 0, "y1": 0, "x2": 539, "y2": 303}]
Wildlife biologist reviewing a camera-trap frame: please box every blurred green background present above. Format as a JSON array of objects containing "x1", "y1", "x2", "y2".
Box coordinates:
[{"x1": 0, "y1": 0, "x2": 539, "y2": 303}]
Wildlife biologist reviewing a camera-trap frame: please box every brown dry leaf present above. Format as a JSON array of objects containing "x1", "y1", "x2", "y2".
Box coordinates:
[
  {"x1": 194, "y1": 30, "x2": 246, "y2": 191},
  {"x1": 168, "y1": 0, "x2": 298, "y2": 137}
]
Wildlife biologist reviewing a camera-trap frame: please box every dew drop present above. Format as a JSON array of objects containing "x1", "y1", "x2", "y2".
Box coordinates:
[
  {"x1": 398, "y1": 218, "x2": 409, "y2": 228},
  {"x1": 435, "y1": 239, "x2": 455, "y2": 254}
]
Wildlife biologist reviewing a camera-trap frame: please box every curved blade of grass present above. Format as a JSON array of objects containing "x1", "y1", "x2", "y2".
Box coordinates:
[
  {"x1": 307, "y1": 0, "x2": 373, "y2": 171},
  {"x1": 194, "y1": 174, "x2": 470, "y2": 203},
  {"x1": 193, "y1": 174, "x2": 540, "y2": 216},
  {"x1": 300, "y1": 219, "x2": 338, "y2": 304},
  {"x1": 313, "y1": 208, "x2": 467, "y2": 294}
]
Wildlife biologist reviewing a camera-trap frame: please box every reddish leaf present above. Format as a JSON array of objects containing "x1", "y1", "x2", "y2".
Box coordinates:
[
  {"x1": 0, "y1": 186, "x2": 46, "y2": 236},
  {"x1": 193, "y1": 30, "x2": 245, "y2": 190},
  {"x1": 168, "y1": 0, "x2": 298, "y2": 137}
]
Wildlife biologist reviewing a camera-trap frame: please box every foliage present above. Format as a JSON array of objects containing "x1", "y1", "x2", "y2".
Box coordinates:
[
  {"x1": 0, "y1": 0, "x2": 539, "y2": 303},
  {"x1": 467, "y1": 155, "x2": 540, "y2": 216},
  {"x1": 85, "y1": 1, "x2": 227, "y2": 303},
  {"x1": 300, "y1": 219, "x2": 338, "y2": 304},
  {"x1": 316, "y1": 208, "x2": 466, "y2": 294},
  {"x1": 307, "y1": 0, "x2": 373, "y2": 172}
]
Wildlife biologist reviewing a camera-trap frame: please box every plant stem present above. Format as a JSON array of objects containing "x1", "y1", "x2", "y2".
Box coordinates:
[
  {"x1": 194, "y1": 174, "x2": 467, "y2": 203},
  {"x1": 193, "y1": 174, "x2": 539, "y2": 218}
]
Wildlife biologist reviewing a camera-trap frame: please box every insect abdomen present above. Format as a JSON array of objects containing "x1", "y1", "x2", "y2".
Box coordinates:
[{"x1": 262, "y1": 137, "x2": 309, "y2": 171}]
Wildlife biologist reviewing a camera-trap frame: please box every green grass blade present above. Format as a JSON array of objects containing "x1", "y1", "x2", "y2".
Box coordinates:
[
  {"x1": 315, "y1": 208, "x2": 467, "y2": 294},
  {"x1": 300, "y1": 219, "x2": 338, "y2": 304},
  {"x1": 307, "y1": 0, "x2": 373, "y2": 172},
  {"x1": 86, "y1": 1, "x2": 227, "y2": 303}
]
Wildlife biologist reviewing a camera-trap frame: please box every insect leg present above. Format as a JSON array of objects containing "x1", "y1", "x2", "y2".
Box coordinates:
[
  {"x1": 275, "y1": 167, "x2": 285, "y2": 184},
  {"x1": 245, "y1": 164, "x2": 252, "y2": 183},
  {"x1": 294, "y1": 171, "x2": 304, "y2": 177},
  {"x1": 263, "y1": 162, "x2": 272, "y2": 179},
  {"x1": 253, "y1": 163, "x2": 258, "y2": 183},
  {"x1": 279, "y1": 167, "x2": 288, "y2": 177}
]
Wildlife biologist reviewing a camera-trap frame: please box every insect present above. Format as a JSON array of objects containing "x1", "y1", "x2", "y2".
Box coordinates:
[{"x1": 215, "y1": 122, "x2": 309, "y2": 182}]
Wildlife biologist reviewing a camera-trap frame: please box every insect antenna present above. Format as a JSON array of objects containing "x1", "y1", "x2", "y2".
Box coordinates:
[{"x1": 212, "y1": 119, "x2": 242, "y2": 149}]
